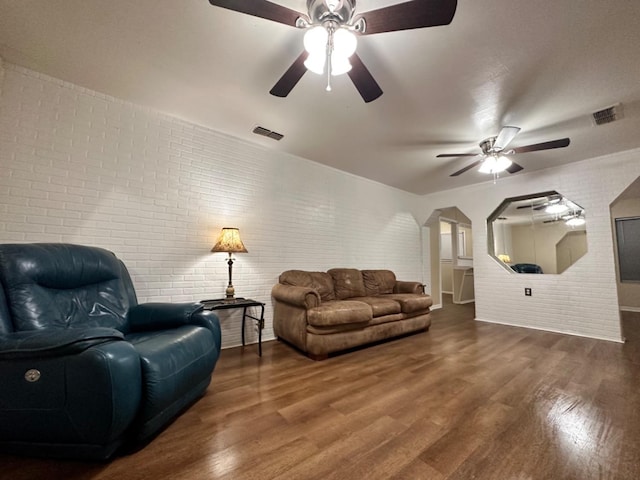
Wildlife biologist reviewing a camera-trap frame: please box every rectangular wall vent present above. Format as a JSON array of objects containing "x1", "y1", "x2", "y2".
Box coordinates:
[
  {"x1": 252, "y1": 125, "x2": 284, "y2": 141},
  {"x1": 592, "y1": 103, "x2": 623, "y2": 126}
]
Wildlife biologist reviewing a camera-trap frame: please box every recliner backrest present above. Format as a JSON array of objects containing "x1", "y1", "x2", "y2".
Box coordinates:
[
  {"x1": 0, "y1": 283, "x2": 12, "y2": 334},
  {"x1": 0, "y1": 243, "x2": 136, "y2": 332}
]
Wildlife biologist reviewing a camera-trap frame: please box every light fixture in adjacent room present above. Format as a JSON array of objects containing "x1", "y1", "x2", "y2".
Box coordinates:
[
  {"x1": 211, "y1": 227, "x2": 248, "y2": 301},
  {"x1": 545, "y1": 203, "x2": 569, "y2": 214},
  {"x1": 566, "y1": 216, "x2": 586, "y2": 227}
]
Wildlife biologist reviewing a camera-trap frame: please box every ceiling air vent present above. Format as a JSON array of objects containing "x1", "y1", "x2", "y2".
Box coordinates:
[
  {"x1": 592, "y1": 103, "x2": 623, "y2": 126},
  {"x1": 252, "y1": 125, "x2": 284, "y2": 141}
]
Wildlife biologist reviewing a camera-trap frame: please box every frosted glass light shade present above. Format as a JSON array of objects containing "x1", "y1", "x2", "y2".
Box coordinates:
[
  {"x1": 304, "y1": 53, "x2": 326, "y2": 74},
  {"x1": 333, "y1": 28, "x2": 357, "y2": 59},
  {"x1": 303, "y1": 26, "x2": 356, "y2": 76},
  {"x1": 304, "y1": 26, "x2": 328, "y2": 55},
  {"x1": 478, "y1": 155, "x2": 512, "y2": 174}
]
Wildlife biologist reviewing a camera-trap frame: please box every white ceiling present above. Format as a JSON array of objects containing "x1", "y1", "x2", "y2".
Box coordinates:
[{"x1": 1, "y1": 0, "x2": 640, "y2": 195}]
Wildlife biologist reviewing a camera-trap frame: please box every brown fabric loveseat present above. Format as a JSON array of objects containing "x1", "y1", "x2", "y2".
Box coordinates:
[{"x1": 272, "y1": 268, "x2": 432, "y2": 360}]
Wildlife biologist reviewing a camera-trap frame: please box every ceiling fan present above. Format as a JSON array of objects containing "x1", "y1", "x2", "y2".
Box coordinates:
[
  {"x1": 207, "y1": 0, "x2": 458, "y2": 102},
  {"x1": 515, "y1": 193, "x2": 563, "y2": 210},
  {"x1": 437, "y1": 126, "x2": 571, "y2": 177}
]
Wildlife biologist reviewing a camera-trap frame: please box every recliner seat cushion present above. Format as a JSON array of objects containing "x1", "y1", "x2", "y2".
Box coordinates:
[
  {"x1": 126, "y1": 326, "x2": 217, "y2": 425},
  {"x1": 307, "y1": 301, "x2": 371, "y2": 327}
]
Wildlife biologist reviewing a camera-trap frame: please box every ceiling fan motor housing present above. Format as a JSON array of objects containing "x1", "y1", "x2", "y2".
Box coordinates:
[
  {"x1": 307, "y1": 0, "x2": 356, "y2": 25},
  {"x1": 480, "y1": 137, "x2": 498, "y2": 154}
]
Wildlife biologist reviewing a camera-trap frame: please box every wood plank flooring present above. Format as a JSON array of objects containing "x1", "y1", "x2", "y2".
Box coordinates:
[{"x1": 3, "y1": 298, "x2": 640, "y2": 479}]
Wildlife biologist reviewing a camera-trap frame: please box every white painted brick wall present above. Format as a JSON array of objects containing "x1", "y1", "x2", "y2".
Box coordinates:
[
  {"x1": 2, "y1": 60, "x2": 636, "y2": 348},
  {"x1": 0, "y1": 63, "x2": 425, "y2": 349},
  {"x1": 420, "y1": 149, "x2": 640, "y2": 343}
]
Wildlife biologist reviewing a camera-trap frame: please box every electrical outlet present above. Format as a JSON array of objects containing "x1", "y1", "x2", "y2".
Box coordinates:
[{"x1": 525, "y1": 288, "x2": 532, "y2": 296}]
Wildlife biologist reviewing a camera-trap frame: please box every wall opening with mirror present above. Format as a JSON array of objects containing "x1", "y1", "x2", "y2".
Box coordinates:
[{"x1": 488, "y1": 190, "x2": 588, "y2": 274}]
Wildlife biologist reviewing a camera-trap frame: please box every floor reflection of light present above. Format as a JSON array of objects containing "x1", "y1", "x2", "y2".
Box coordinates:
[
  {"x1": 542, "y1": 392, "x2": 610, "y2": 469},
  {"x1": 207, "y1": 448, "x2": 239, "y2": 476},
  {"x1": 548, "y1": 399, "x2": 593, "y2": 452}
]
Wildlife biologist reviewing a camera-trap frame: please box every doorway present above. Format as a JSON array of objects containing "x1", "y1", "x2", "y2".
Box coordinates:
[
  {"x1": 610, "y1": 175, "x2": 640, "y2": 341},
  {"x1": 425, "y1": 207, "x2": 475, "y2": 309}
]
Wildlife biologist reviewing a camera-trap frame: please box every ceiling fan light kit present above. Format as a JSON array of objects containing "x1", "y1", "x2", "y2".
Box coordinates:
[
  {"x1": 477, "y1": 155, "x2": 512, "y2": 174},
  {"x1": 207, "y1": 0, "x2": 458, "y2": 102},
  {"x1": 303, "y1": 24, "x2": 358, "y2": 81}
]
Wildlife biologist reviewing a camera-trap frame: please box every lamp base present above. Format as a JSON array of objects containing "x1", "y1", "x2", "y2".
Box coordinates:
[{"x1": 224, "y1": 284, "x2": 235, "y2": 302}]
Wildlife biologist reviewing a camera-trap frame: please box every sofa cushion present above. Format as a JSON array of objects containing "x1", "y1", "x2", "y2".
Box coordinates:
[
  {"x1": 279, "y1": 270, "x2": 335, "y2": 301},
  {"x1": 384, "y1": 294, "x2": 433, "y2": 313},
  {"x1": 362, "y1": 270, "x2": 396, "y2": 296},
  {"x1": 307, "y1": 301, "x2": 371, "y2": 327},
  {"x1": 328, "y1": 268, "x2": 366, "y2": 300},
  {"x1": 350, "y1": 296, "x2": 401, "y2": 317}
]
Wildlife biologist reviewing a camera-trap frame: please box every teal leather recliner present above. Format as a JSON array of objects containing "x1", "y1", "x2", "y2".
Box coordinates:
[{"x1": 0, "y1": 243, "x2": 221, "y2": 460}]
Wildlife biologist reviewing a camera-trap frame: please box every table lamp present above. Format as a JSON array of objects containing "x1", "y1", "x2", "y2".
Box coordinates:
[{"x1": 211, "y1": 227, "x2": 248, "y2": 300}]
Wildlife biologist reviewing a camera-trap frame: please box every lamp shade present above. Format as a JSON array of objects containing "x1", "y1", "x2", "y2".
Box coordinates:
[{"x1": 211, "y1": 228, "x2": 248, "y2": 253}]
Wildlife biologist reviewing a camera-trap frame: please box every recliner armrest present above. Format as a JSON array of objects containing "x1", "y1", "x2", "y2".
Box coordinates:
[
  {"x1": 127, "y1": 302, "x2": 205, "y2": 330},
  {"x1": 0, "y1": 327, "x2": 124, "y2": 360}
]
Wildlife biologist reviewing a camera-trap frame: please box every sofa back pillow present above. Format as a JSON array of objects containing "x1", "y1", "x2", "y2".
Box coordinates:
[
  {"x1": 328, "y1": 268, "x2": 366, "y2": 300},
  {"x1": 362, "y1": 270, "x2": 397, "y2": 296},
  {"x1": 279, "y1": 270, "x2": 335, "y2": 301}
]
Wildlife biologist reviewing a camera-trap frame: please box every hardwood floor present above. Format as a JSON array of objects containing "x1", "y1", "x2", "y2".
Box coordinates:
[{"x1": 3, "y1": 299, "x2": 640, "y2": 479}]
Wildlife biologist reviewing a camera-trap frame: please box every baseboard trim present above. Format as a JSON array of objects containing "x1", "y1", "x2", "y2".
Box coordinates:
[
  {"x1": 620, "y1": 306, "x2": 640, "y2": 313},
  {"x1": 474, "y1": 317, "x2": 624, "y2": 344}
]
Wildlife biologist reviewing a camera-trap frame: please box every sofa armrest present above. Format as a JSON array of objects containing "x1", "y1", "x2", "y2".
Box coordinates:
[
  {"x1": 394, "y1": 281, "x2": 425, "y2": 294},
  {"x1": 272, "y1": 284, "x2": 321, "y2": 309},
  {"x1": 0, "y1": 327, "x2": 124, "y2": 360},
  {"x1": 128, "y1": 302, "x2": 217, "y2": 332}
]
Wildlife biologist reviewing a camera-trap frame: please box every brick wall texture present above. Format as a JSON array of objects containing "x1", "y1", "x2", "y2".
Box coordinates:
[
  {"x1": 0, "y1": 63, "x2": 424, "y2": 349},
  {"x1": 2, "y1": 61, "x2": 639, "y2": 347}
]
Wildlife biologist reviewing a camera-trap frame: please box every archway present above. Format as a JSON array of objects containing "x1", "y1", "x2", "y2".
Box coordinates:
[{"x1": 425, "y1": 206, "x2": 475, "y2": 309}]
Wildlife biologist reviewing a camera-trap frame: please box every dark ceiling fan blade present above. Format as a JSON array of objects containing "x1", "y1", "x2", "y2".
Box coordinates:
[
  {"x1": 356, "y1": 0, "x2": 457, "y2": 35},
  {"x1": 347, "y1": 53, "x2": 383, "y2": 103},
  {"x1": 208, "y1": 0, "x2": 302, "y2": 27},
  {"x1": 494, "y1": 126, "x2": 521, "y2": 150},
  {"x1": 450, "y1": 156, "x2": 483, "y2": 177},
  {"x1": 512, "y1": 138, "x2": 570, "y2": 154},
  {"x1": 269, "y1": 51, "x2": 309, "y2": 98},
  {"x1": 506, "y1": 161, "x2": 523, "y2": 174},
  {"x1": 436, "y1": 153, "x2": 478, "y2": 158}
]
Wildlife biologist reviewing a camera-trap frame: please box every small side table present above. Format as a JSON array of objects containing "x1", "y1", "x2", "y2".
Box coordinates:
[{"x1": 200, "y1": 297, "x2": 266, "y2": 356}]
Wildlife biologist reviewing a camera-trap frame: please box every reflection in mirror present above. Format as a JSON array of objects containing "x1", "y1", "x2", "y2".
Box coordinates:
[
  {"x1": 458, "y1": 224, "x2": 473, "y2": 258},
  {"x1": 488, "y1": 191, "x2": 587, "y2": 274}
]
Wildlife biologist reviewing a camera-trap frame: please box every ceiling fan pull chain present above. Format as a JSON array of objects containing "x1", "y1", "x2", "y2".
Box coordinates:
[{"x1": 325, "y1": 24, "x2": 334, "y2": 91}]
